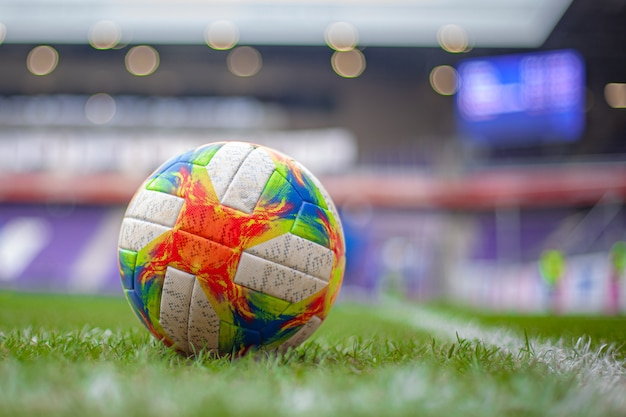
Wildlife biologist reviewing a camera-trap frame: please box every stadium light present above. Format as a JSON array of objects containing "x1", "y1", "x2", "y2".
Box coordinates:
[
  {"x1": 331, "y1": 50, "x2": 366, "y2": 78},
  {"x1": 325, "y1": 22, "x2": 359, "y2": 51},
  {"x1": 88, "y1": 20, "x2": 122, "y2": 50},
  {"x1": 605, "y1": 83, "x2": 626, "y2": 109},
  {"x1": 429, "y1": 65, "x2": 458, "y2": 96},
  {"x1": 227, "y1": 46, "x2": 262, "y2": 77},
  {"x1": 205, "y1": 20, "x2": 239, "y2": 50},
  {"x1": 125, "y1": 45, "x2": 160, "y2": 76},
  {"x1": 26, "y1": 45, "x2": 59, "y2": 76}
]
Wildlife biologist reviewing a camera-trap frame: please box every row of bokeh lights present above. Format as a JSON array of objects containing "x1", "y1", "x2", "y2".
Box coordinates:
[
  {"x1": 24, "y1": 42, "x2": 260, "y2": 79},
  {"x1": 0, "y1": 19, "x2": 472, "y2": 82},
  {"x1": 2, "y1": 19, "x2": 626, "y2": 107},
  {"x1": 0, "y1": 20, "x2": 368, "y2": 79}
]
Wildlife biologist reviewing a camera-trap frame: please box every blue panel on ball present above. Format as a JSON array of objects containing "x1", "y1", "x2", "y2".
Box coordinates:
[
  {"x1": 291, "y1": 202, "x2": 333, "y2": 248},
  {"x1": 219, "y1": 321, "x2": 262, "y2": 356},
  {"x1": 124, "y1": 289, "x2": 148, "y2": 326}
]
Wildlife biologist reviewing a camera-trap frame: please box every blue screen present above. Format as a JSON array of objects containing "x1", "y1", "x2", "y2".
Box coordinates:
[{"x1": 455, "y1": 49, "x2": 585, "y2": 147}]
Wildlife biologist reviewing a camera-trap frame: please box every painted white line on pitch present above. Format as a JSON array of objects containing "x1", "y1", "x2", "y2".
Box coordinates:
[
  {"x1": 379, "y1": 300, "x2": 626, "y2": 407},
  {"x1": 0, "y1": 217, "x2": 51, "y2": 282}
]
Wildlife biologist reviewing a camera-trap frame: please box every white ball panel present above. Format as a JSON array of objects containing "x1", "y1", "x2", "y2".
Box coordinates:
[
  {"x1": 125, "y1": 189, "x2": 185, "y2": 228},
  {"x1": 245, "y1": 233, "x2": 334, "y2": 281},
  {"x1": 118, "y1": 218, "x2": 172, "y2": 252},
  {"x1": 221, "y1": 147, "x2": 276, "y2": 213},
  {"x1": 159, "y1": 267, "x2": 195, "y2": 350},
  {"x1": 187, "y1": 279, "x2": 220, "y2": 353},
  {"x1": 206, "y1": 142, "x2": 254, "y2": 200},
  {"x1": 234, "y1": 252, "x2": 327, "y2": 304}
]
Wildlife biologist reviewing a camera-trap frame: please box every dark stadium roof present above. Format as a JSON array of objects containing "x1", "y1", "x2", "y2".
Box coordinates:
[{"x1": 0, "y1": 0, "x2": 624, "y2": 158}]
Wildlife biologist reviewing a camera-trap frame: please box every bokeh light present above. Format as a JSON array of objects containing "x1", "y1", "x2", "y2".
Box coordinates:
[
  {"x1": 205, "y1": 20, "x2": 239, "y2": 50},
  {"x1": 125, "y1": 45, "x2": 159, "y2": 76},
  {"x1": 227, "y1": 46, "x2": 262, "y2": 77},
  {"x1": 604, "y1": 83, "x2": 626, "y2": 108},
  {"x1": 89, "y1": 20, "x2": 122, "y2": 50},
  {"x1": 437, "y1": 24, "x2": 469, "y2": 53},
  {"x1": 331, "y1": 50, "x2": 366, "y2": 78},
  {"x1": 27, "y1": 45, "x2": 59, "y2": 76},
  {"x1": 429, "y1": 65, "x2": 458, "y2": 95},
  {"x1": 325, "y1": 22, "x2": 359, "y2": 51},
  {"x1": 85, "y1": 93, "x2": 116, "y2": 124}
]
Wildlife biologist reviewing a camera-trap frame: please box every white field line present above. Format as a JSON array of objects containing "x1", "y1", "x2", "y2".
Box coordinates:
[{"x1": 380, "y1": 301, "x2": 626, "y2": 407}]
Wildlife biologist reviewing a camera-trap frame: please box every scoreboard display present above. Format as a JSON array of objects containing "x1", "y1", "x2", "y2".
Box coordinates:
[{"x1": 455, "y1": 49, "x2": 585, "y2": 147}]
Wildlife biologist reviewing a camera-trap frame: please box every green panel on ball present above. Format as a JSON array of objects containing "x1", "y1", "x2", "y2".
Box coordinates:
[
  {"x1": 118, "y1": 248, "x2": 137, "y2": 290},
  {"x1": 183, "y1": 142, "x2": 224, "y2": 166}
]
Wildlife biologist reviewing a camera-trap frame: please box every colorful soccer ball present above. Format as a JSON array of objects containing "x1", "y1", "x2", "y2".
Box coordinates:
[{"x1": 117, "y1": 141, "x2": 345, "y2": 356}]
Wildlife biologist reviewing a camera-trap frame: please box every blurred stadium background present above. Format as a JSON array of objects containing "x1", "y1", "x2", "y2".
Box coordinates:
[{"x1": 0, "y1": 0, "x2": 625, "y2": 314}]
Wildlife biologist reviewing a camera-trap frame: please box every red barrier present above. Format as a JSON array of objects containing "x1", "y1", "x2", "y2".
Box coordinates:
[{"x1": 1, "y1": 164, "x2": 626, "y2": 208}]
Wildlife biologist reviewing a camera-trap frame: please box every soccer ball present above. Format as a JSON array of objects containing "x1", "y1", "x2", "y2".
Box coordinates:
[{"x1": 117, "y1": 141, "x2": 345, "y2": 356}]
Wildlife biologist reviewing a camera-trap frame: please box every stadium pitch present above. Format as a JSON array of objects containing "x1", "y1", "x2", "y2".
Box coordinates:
[{"x1": 1, "y1": 291, "x2": 625, "y2": 417}]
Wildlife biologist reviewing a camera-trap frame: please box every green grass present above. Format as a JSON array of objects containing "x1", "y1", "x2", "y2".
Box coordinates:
[{"x1": 1, "y1": 291, "x2": 625, "y2": 417}]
